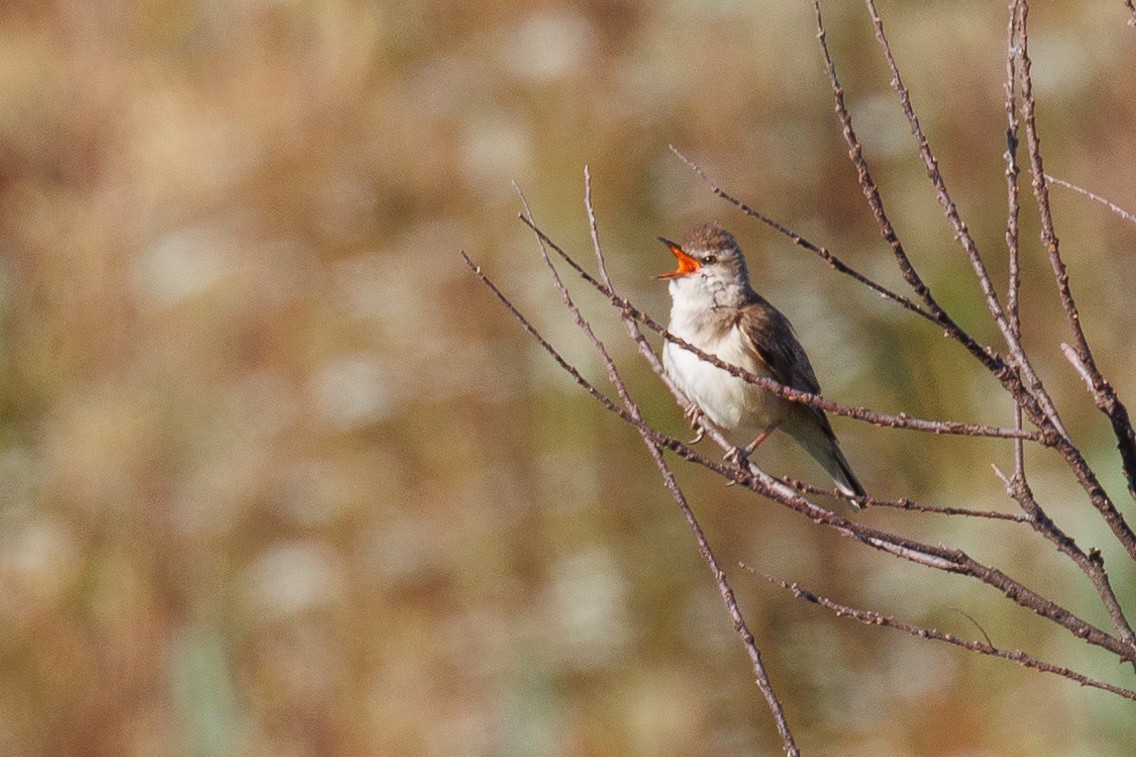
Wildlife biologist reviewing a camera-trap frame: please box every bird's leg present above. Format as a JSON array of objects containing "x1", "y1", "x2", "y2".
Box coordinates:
[
  {"x1": 741, "y1": 424, "x2": 778, "y2": 458},
  {"x1": 684, "y1": 403, "x2": 705, "y2": 445},
  {"x1": 723, "y1": 424, "x2": 779, "y2": 486}
]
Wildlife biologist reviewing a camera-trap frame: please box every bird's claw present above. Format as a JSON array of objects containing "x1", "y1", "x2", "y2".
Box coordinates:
[
  {"x1": 722, "y1": 447, "x2": 749, "y2": 485},
  {"x1": 683, "y1": 404, "x2": 705, "y2": 445}
]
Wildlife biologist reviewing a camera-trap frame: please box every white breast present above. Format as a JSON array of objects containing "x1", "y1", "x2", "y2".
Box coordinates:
[{"x1": 663, "y1": 296, "x2": 784, "y2": 442}]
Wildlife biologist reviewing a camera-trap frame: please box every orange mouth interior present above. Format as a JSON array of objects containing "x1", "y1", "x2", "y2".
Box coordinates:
[{"x1": 655, "y1": 238, "x2": 700, "y2": 279}]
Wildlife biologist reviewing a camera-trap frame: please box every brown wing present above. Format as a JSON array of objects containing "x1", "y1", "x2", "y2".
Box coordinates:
[
  {"x1": 736, "y1": 297, "x2": 865, "y2": 498},
  {"x1": 735, "y1": 299, "x2": 821, "y2": 394},
  {"x1": 740, "y1": 297, "x2": 863, "y2": 497},
  {"x1": 735, "y1": 298, "x2": 834, "y2": 429}
]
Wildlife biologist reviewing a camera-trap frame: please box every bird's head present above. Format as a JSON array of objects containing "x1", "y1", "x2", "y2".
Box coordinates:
[{"x1": 656, "y1": 222, "x2": 751, "y2": 304}]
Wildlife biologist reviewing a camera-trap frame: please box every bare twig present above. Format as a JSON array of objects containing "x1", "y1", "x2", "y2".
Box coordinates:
[
  {"x1": 668, "y1": 145, "x2": 937, "y2": 324},
  {"x1": 856, "y1": 0, "x2": 1077, "y2": 449},
  {"x1": 1018, "y1": 2, "x2": 1097, "y2": 404},
  {"x1": 811, "y1": 3, "x2": 969, "y2": 339},
  {"x1": 749, "y1": 569, "x2": 1136, "y2": 702},
  {"x1": 778, "y1": 476, "x2": 1030, "y2": 522},
  {"x1": 811, "y1": 0, "x2": 1032, "y2": 400},
  {"x1": 862, "y1": 0, "x2": 1017, "y2": 337},
  {"x1": 520, "y1": 177, "x2": 799, "y2": 754},
  {"x1": 995, "y1": 462, "x2": 1136, "y2": 653},
  {"x1": 1062, "y1": 343, "x2": 1097, "y2": 393},
  {"x1": 994, "y1": 0, "x2": 1135, "y2": 658},
  {"x1": 460, "y1": 251, "x2": 628, "y2": 423},
  {"x1": 1018, "y1": 1, "x2": 1136, "y2": 510},
  {"x1": 1004, "y1": 0, "x2": 1026, "y2": 479},
  {"x1": 811, "y1": 0, "x2": 1085, "y2": 467},
  {"x1": 1046, "y1": 175, "x2": 1136, "y2": 225},
  {"x1": 952, "y1": 608, "x2": 996, "y2": 649}
]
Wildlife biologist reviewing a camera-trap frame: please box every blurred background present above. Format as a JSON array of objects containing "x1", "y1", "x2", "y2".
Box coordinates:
[{"x1": 2, "y1": 0, "x2": 1136, "y2": 754}]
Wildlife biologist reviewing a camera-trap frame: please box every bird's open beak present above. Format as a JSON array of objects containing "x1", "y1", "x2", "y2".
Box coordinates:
[{"x1": 655, "y1": 237, "x2": 700, "y2": 279}]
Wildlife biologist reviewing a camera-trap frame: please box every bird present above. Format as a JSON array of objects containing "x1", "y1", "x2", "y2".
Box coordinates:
[{"x1": 656, "y1": 221, "x2": 865, "y2": 503}]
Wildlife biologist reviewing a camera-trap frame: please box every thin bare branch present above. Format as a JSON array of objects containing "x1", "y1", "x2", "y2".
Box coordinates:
[
  {"x1": 863, "y1": 0, "x2": 1015, "y2": 338},
  {"x1": 811, "y1": 2, "x2": 1012, "y2": 380},
  {"x1": 752, "y1": 471, "x2": 1134, "y2": 661},
  {"x1": 990, "y1": 5, "x2": 1129, "y2": 661},
  {"x1": 1045, "y1": 174, "x2": 1136, "y2": 225},
  {"x1": 857, "y1": 0, "x2": 1076, "y2": 450},
  {"x1": 750, "y1": 569, "x2": 1136, "y2": 702},
  {"x1": 1052, "y1": 439, "x2": 1136, "y2": 561},
  {"x1": 778, "y1": 476, "x2": 1030, "y2": 522},
  {"x1": 819, "y1": 1, "x2": 1071, "y2": 460},
  {"x1": 1018, "y1": 1, "x2": 1136, "y2": 507},
  {"x1": 461, "y1": 251, "x2": 627, "y2": 421},
  {"x1": 647, "y1": 441, "x2": 801, "y2": 754},
  {"x1": 1062, "y1": 343, "x2": 1097, "y2": 393},
  {"x1": 1018, "y1": 3, "x2": 1095, "y2": 390},
  {"x1": 812, "y1": 0, "x2": 1086, "y2": 466},
  {"x1": 1004, "y1": 0, "x2": 1026, "y2": 479},
  {"x1": 995, "y1": 462, "x2": 1136, "y2": 653},
  {"x1": 571, "y1": 173, "x2": 798, "y2": 753},
  {"x1": 668, "y1": 145, "x2": 937, "y2": 324}
]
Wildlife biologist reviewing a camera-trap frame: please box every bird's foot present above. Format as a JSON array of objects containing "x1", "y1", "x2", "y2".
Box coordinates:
[
  {"x1": 723, "y1": 447, "x2": 749, "y2": 485},
  {"x1": 724, "y1": 446, "x2": 746, "y2": 465},
  {"x1": 722, "y1": 426, "x2": 779, "y2": 486},
  {"x1": 683, "y1": 404, "x2": 705, "y2": 444}
]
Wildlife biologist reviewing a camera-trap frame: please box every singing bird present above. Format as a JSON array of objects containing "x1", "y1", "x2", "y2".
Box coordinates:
[{"x1": 657, "y1": 222, "x2": 865, "y2": 501}]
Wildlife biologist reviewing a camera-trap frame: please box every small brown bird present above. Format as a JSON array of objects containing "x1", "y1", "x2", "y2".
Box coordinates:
[{"x1": 657, "y1": 222, "x2": 865, "y2": 502}]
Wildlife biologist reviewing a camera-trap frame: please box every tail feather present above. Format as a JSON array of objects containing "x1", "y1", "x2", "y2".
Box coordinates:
[
  {"x1": 786, "y1": 414, "x2": 865, "y2": 506},
  {"x1": 828, "y1": 444, "x2": 865, "y2": 503}
]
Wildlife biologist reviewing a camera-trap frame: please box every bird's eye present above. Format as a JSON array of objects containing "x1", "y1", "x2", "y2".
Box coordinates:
[{"x1": 702, "y1": 255, "x2": 717, "y2": 264}]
